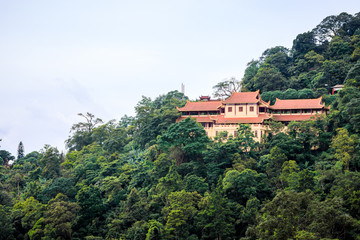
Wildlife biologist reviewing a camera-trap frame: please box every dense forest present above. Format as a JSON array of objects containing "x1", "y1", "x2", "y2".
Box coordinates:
[{"x1": 1, "y1": 12, "x2": 360, "y2": 240}]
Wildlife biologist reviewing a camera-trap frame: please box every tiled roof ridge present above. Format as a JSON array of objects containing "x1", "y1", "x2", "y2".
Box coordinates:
[
  {"x1": 223, "y1": 90, "x2": 261, "y2": 104},
  {"x1": 270, "y1": 97, "x2": 326, "y2": 110},
  {"x1": 178, "y1": 100, "x2": 223, "y2": 111}
]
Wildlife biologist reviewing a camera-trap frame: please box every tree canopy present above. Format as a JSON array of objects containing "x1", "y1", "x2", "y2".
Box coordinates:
[{"x1": 1, "y1": 11, "x2": 360, "y2": 240}]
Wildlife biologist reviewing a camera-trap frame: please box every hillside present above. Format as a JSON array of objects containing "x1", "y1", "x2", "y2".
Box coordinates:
[{"x1": 1, "y1": 12, "x2": 360, "y2": 240}]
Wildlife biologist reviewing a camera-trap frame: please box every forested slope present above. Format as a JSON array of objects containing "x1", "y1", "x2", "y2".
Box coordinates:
[{"x1": 1, "y1": 12, "x2": 360, "y2": 240}]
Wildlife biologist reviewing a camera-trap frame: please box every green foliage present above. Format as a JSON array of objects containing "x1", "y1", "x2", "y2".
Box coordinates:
[
  {"x1": 146, "y1": 220, "x2": 164, "y2": 240},
  {"x1": 134, "y1": 90, "x2": 187, "y2": 148},
  {"x1": 196, "y1": 186, "x2": 235, "y2": 239},
  {"x1": 184, "y1": 175, "x2": 208, "y2": 195},
  {"x1": 11, "y1": 197, "x2": 44, "y2": 239},
  {"x1": 331, "y1": 128, "x2": 359, "y2": 170},
  {"x1": 75, "y1": 185, "x2": 106, "y2": 236},
  {"x1": 242, "y1": 12, "x2": 360, "y2": 95},
  {"x1": 39, "y1": 145, "x2": 62, "y2": 179},
  {"x1": 2, "y1": 13, "x2": 360, "y2": 240},
  {"x1": 164, "y1": 190, "x2": 201, "y2": 239},
  {"x1": 261, "y1": 88, "x2": 316, "y2": 104},
  {"x1": 42, "y1": 194, "x2": 80, "y2": 240},
  {"x1": 223, "y1": 169, "x2": 268, "y2": 204},
  {"x1": 66, "y1": 112, "x2": 103, "y2": 151},
  {"x1": 17, "y1": 141, "x2": 25, "y2": 160},
  {"x1": 0, "y1": 205, "x2": 14, "y2": 240},
  {"x1": 253, "y1": 65, "x2": 288, "y2": 92},
  {"x1": 158, "y1": 117, "x2": 210, "y2": 164}
]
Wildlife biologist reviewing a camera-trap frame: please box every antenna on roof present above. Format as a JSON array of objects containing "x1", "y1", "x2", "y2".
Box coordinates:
[{"x1": 181, "y1": 83, "x2": 185, "y2": 94}]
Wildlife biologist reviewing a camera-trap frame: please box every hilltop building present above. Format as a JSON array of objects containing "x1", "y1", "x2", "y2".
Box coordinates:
[
  {"x1": 177, "y1": 90, "x2": 329, "y2": 141},
  {"x1": 331, "y1": 85, "x2": 344, "y2": 95}
]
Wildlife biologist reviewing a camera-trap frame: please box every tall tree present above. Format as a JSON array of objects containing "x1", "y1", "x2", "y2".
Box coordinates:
[
  {"x1": 213, "y1": 77, "x2": 241, "y2": 98},
  {"x1": 17, "y1": 141, "x2": 25, "y2": 160},
  {"x1": 312, "y1": 12, "x2": 354, "y2": 44},
  {"x1": 65, "y1": 112, "x2": 103, "y2": 151}
]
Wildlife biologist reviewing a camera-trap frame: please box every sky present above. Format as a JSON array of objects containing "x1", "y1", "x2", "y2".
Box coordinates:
[{"x1": 1, "y1": 0, "x2": 360, "y2": 156}]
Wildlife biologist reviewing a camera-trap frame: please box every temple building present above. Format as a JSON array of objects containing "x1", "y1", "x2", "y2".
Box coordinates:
[{"x1": 177, "y1": 90, "x2": 329, "y2": 141}]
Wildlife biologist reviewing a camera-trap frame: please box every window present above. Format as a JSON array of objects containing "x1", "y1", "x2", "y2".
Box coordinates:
[
  {"x1": 259, "y1": 107, "x2": 265, "y2": 112},
  {"x1": 228, "y1": 107, "x2": 233, "y2": 112},
  {"x1": 239, "y1": 106, "x2": 243, "y2": 112},
  {"x1": 254, "y1": 130, "x2": 258, "y2": 137},
  {"x1": 234, "y1": 131, "x2": 238, "y2": 137},
  {"x1": 250, "y1": 106, "x2": 254, "y2": 112}
]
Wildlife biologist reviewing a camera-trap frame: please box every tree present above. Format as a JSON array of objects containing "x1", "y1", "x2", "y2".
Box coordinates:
[
  {"x1": 158, "y1": 117, "x2": 209, "y2": 164},
  {"x1": 39, "y1": 145, "x2": 62, "y2": 179},
  {"x1": 17, "y1": 142, "x2": 25, "y2": 160},
  {"x1": 327, "y1": 36, "x2": 353, "y2": 59},
  {"x1": 11, "y1": 197, "x2": 44, "y2": 239},
  {"x1": 66, "y1": 112, "x2": 103, "y2": 151},
  {"x1": 42, "y1": 194, "x2": 80, "y2": 240},
  {"x1": 346, "y1": 59, "x2": 360, "y2": 87},
  {"x1": 117, "y1": 188, "x2": 149, "y2": 232},
  {"x1": 91, "y1": 120, "x2": 131, "y2": 154},
  {"x1": 330, "y1": 128, "x2": 359, "y2": 170},
  {"x1": 213, "y1": 77, "x2": 241, "y2": 98},
  {"x1": 222, "y1": 169, "x2": 267, "y2": 205},
  {"x1": 306, "y1": 197, "x2": 360, "y2": 239},
  {"x1": 250, "y1": 190, "x2": 315, "y2": 240},
  {"x1": 264, "y1": 48, "x2": 291, "y2": 77},
  {"x1": 134, "y1": 91, "x2": 187, "y2": 148},
  {"x1": 242, "y1": 60, "x2": 261, "y2": 91},
  {"x1": 164, "y1": 190, "x2": 201, "y2": 239},
  {"x1": 0, "y1": 205, "x2": 14, "y2": 240},
  {"x1": 75, "y1": 185, "x2": 105, "y2": 236},
  {"x1": 253, "y1": 65, "x2": 288, "y2": 92},
  {"x1": 0, "y1": 150, "x2": 14, "y2": 166},
  {"x1": 312, "y1": 12, "x2": 353, "y2": 43},
  {"x1": 291, "y1": 31, "x2": 317, "y2": 60},
  {"x1": 184, "y1": 175, "x2": 208, "y2": 195},
  {"x1": 38, "y1": 177, "x2": 77, "y2": 203},
  {"x1": 196, "y1": 186, "x2": 235, "y2": 240},
  {"x1": 263, "y1": 146, "x2": 288, "y2": 188},
  {"x1": 146, "y1": 220, "x2": 164, "y2": 240}
]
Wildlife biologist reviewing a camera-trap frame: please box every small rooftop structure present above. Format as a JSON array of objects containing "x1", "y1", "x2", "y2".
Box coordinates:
[
  {"x1": 331, "y1": 85, "x2": 344, "y2": 95},
  {"x1": 199, "y1": 96, "x2": 211, "y2": 101}
]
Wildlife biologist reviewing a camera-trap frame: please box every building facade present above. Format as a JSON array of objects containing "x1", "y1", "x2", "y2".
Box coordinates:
[{"x1": 177, "y1": 91, "x2": 329, "y2": 141}]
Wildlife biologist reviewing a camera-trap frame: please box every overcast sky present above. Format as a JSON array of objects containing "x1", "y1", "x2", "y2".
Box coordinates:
[{"x1": 1, "y1": 1, "x2": 360, "y2": 155}]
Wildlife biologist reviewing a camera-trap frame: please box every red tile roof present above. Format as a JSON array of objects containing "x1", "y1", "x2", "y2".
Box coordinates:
[
  {"x1": 178, "y1": 101, "x2": 222, "y2": 111},
  {"x1": 223, "y1": 90, "x2": 261, "y2": 104},
  {"x1": 216, "y1": 114, "x2": 271, "y2": 124},
  {"x1": 259, "y1": 99, "x2": 270, "y2": 107},
  {"x1": 271, "y1": 97, "x2": 325, "y2": 110},
  {"x1": 273, "y1": 114, "x2": 319, "y2": 122}
]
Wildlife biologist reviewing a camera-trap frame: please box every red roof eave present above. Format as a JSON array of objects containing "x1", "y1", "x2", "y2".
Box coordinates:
[
  {"x1": 178, "y1": 101, "x2": 223, "y2": 112},
  {"x1": 216, "y1": 114, "x2": 271, "y2": 124}
]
